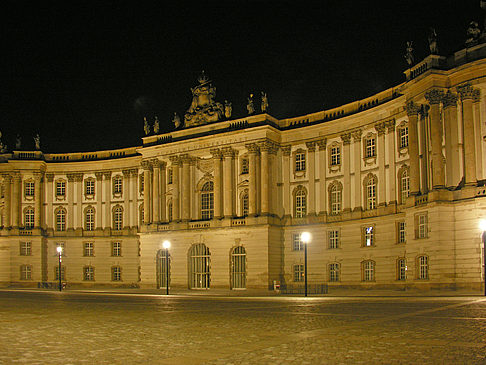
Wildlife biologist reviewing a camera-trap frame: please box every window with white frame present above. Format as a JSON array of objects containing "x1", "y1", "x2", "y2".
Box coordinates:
[
  {"x1": 363, "y1": 226, "x2": 374, "y2": 247},
  {"x1": 113, "y1": 206, "x2": 123, "y2": 230},
  {"x1": 83, "y1": 266, "x2": 94, "y2": 281},
  {"x1": 329, "y1": 263, "x2": 340, "y2": 282},
  {"x1": 399, "y1": 126, "x2": 409, "y2": 149},
  {"x1": 294, "y1": 186, "x2": 307, "y2": 218},
  {"x1": 330, "y1": 145, "x2": 341, "y2": 166},
  {"x1": 292, "y1": 233, "x2": 304, "y2": 251},
  {"x1": 24, "y1": 181, "x2": 34, "y2": 198},
  {"x1": 365, "y1": 176, "x2": 377, "y2": 210},
  {"x1": 295, "y1": 151, "x2": 306, "y2": 172},
  {"x1": 400, "y1": 169, "x2": 410, "y2": 204},
  {"x1": 293, "y1": 264, "x2": 304, "y2": 282},
  {"x1": 201, "y1": 181, "x2": 214, "y2": 220},
  {"x1": 20, "y1": 241, "x2": 32, "y2": 256},
  {"x1": 364, "y1": 135, "x2": 376, "y2": 158},
  {"x1": 55, "y1": 208, "x2": 66, "y2": 231},
  {"x1": 112, "y1": 241, "x2": 122, "y2": 257},
  {"x1": 328, "y1": 230, "x2": 339, "y2": 249},
  {"x1": 397, "y1": 258, "x2": 406, "y2": 281},
  {"x1": 397, "y1": 221, "x2": 406, "y2": 244},
  {"x1": 329, "y1": 183, "x2": 342, "y2": 215},
  {"x1": 85, "y1": 207, "x2": 95, "y2": 231},
  {"x1": 417, "y1": 255, "x2": 429, "y2": 280},
  {"x1": 83, "y1": 242, "x2": 94, "y2": 257},
  {"x1": 362, "y1": 260, "x2": 375, "y2": 281},
  {"x1": 113, "y1": 175, "x2": 123, "y2": 195},
  {"x1": 24, "y1": 207, "x2": 34, "y2": 229},
  {"x1": 20, "y1": 265, "x2": 32, "y2": 280},
  {"x1": 112, "y1": 266, "x2": 122, "y2": 281},
  {"x1": 85, "y1": 179, "x2": 95, "y2": 195},
  {"x1": 55, "y1": 180, "x2": 66, "y2": 198},
  {"x1": 417, "y1": 213, "x2": 428, "y2": 239}
]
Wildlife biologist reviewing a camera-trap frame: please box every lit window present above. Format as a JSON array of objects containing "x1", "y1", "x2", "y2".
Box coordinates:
[
  {"x1": 24, "y1": 207, "x2": 34, "y2": 229},
  {"x1": 112, "y1": 266, "x2": 122, "y2": 281},
  {"x1": 24, "y1": 181, "x2": 34, "y2": 197},
  {"x1": 330, "y1": 146, "x2": 341, "y2": 166},
  {"x1": 418, "y1": 255, "x2": 429, "y2": 280},
  {"x1": 399, "y1": 126, "x2": 409, "y2": 149},
  {"x1": 83, "y1": 266, "x2": 94, "y2": 281},
  {"x1": 56, "y1": 180, "x2": 66, "y2": 197},
  {"x1": 400, "y1": 169, "x2": 410, "y2": 204},
  {"x1": 201, "y1": 182, "x2": 214, "y2": 220},
  {"x1": 295, "y1": 152, "x2": 306, "y2": 172},
  {"x1": 364, "y1": 136, "x2": 376, "y2": 158},
  {"x1": 328, "y1": 230, "x2": 339, "y2": 249},
  {"x1": 397, "y1": 221, "x2": 406, "y2": 244},
  {"x1": 20, "y1": 265, "x2": 32, "y2": 280},
  {"x1": 112, "y1": 242, "x2": 122, "y2": 257},
  {"x1": 397, "y1": 258, "x2": 406, "y2": 281},
  {"x1": 329, "y1": 263, "x2": 340, "y2": 282},
  {"x1": 55, "y1": 208, "x2": 66, "y2": 231},
  {"x1": 292, "y1": 233, "x2": 303, "y2": 251},
  {"x1": 85, "y1": 207, "x2": 95, "y2": 231},
  {"x1": 362, "y1": 260, "x2": 374, "y2": 281},
  {"x1": 20, "y1": 242, "x2": 32, "y2": 256},
  {"x1": 330, "y1": 184, "x2": 342, "y2": 215},
  {"x1": 113, "y1": 206, "x2": 123, "y2": 230},
  {"x1": 294, "y1": 187, "x2": 307, "y2": 218},
  {"x1": 83, "y1": 242, "x2": 94, "y2": 257},
  {"x1": 293, "y1": 264, "x2": 304, "y2": 282},
  {"x1": 113, "y1": 176, "x2": 123, "y2": 195},
  {"x1": 85, "y1": 179, "x2": 95, "y2": 195},
  {"x1": 364, "y1": 226, "x2": 374, "y2": 247},
  {"x1": 366, "y1": 176, "x2": 377, "y2": 210}
]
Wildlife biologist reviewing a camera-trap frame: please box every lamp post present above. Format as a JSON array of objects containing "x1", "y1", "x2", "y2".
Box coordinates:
[
  {"x1": 480, "y1": 220, "x2": 486, "y2": 296},
  {"x1": 162, "y1": 240, "x2": 171, "y2": 295},
  {"x1": 301, "y1": 232, "x2": 311, "y2": 297},
  {"x1": 56, "y1": 246, "x2": 63, "y2": 292}
]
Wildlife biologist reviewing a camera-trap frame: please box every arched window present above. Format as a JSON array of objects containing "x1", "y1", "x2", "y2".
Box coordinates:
[
  {"x1": 200, "y1": 181, "x2": 214, "y2": 220},
  {"x1": 399, "y1": 168, "x2": 410, "y2": 204},
  {"x1": 364, "y1": 175, "x2": 377, "y2": 210},
  {"x1": 417, "y1": 255, "x2": 429, "y2": 280},
  {"x1": 329, "y1": 181, "x2": 342, "y2": 215},
  {"x1": 24, "y1": 207, "x2": 34, "y2": 229},
  {"x1": 167, "y1": 200, "x2": 173, "y2": 222},
  {"x1": 230, "y1": 246, "x2": 246, "y2": 289},
  {"x1": 55, "y1": 207, "x2": 66, "y2": 231},
  {"x1": 85, "y1": 207, "x2": 95, "y2": 231},
  {"x1": 189, "y1": 243, "x2": 210, "y2": 289},
  {"x1": 113, "y1": 206, "x2": 123, "y2": 231},
  {"x1": 294, "y1": 186, "x2": 307, "y2": 218},
  {"x1": 241, "y1": 190, "x2": 249, "y2": 217}
]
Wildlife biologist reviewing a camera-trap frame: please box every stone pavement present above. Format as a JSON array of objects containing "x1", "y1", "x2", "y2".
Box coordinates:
[{"x1": 0, "y1": 290, "x2": 485, "y2": 364}]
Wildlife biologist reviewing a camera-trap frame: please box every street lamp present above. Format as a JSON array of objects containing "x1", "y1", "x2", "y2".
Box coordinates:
[
  {"x1": 301, "y1": 232, "x2": 311, "y2": 297},
  {"x1": 480, "y1": 220, "x2": 486, "y2": 296},
  {"x1": 56, "y1": 246, "x2": 63, "y2": 292},
  {"x1": 162, "y1": 240, "x2": 171, "y2": 295}
]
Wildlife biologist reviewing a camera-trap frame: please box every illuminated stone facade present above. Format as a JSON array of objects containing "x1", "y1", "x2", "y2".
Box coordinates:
[{"x1": 1, "y1": 43, "x2": 486, "y2": 292}]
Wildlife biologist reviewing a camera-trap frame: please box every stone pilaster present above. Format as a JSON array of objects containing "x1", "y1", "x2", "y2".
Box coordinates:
[
  {"x1": 317, "y1": 139, "x2": 327, "y2": 215},
  {"x1": 375, "y1": 122, "x2": 386, "y2": 206},
  {"x1": 151, "y1": 159, "x2": 160, "y2": 223},
  {"x1": 46, "y1": 173, "x2": 54, "y2": 229},
  {"x1": 180, "y1": 154, "x2": 192, "y2": 221},
  {"x1": 169, "y1": 156, "x2": 180, "y2": 221},
  {"x1": 457, "y1": 83, "x2": 477, "y2": 185},
  {"x1": 425, "y1": 89, "x2": 445, "y2": 189},
  {"x1": 245, "y1": 144, "x2": 259, "y2": 217},
  {"x1": 222, "y1": 147, "x2": 235, "y2": 218},
  {"x1": 351, "y1": 130, "x2": 362, "y2": 211},
  {"x1": 67, "y1": 173, "x2": 76, "y2": 230},
  {"x1": 122, "y1": 169, "x2": 131, "y2": 228},
  {"x1": 11, "y1": 173, "x2": 20, "y2": 228},
  {"x1": 210, "y1": 149, "x2": 223, "y2": 219},
  {"x1": 102, "y1": 171, "x2": 112, "y2": 229},
  {"x1": 95, "y1": 172, "x2": 103, "y2": 229},
  {"x1": 473, "y1": 89, "x2": 483, "y2": 180},
  {"x1": 159, "y1": 162, "x2": 167, "y2": 222},
  {"x1": 305, "y1": 141, "x2": 316, "y2": 215},
  {"x1": 74, "y1": 173, "x2": 83, "y2": 229},
  {"x1": 280, "y1": 145, "x2": 291, "y2": 217},
  {"x1": 419, "y1": 106, "x2": 430, "y2": 193},
  {"x1": 340, "y1": 133, "x2": 352, "y2": 212},
  {"x1": 406, "y1": 101, "x2": 421, "y2": 195},
  {"x1": 385, "y1": 120, "x2": 397, "y2": 203},
  {"x1": 259, "y1": 141, "x2": 273, "y2": 215},
  {"x1": 142, "y1": 160, "x2": 152, "y2": 224},
  {"x1": 2, "y1": 174, "x2": 11, "y2": 228},
  {"x1": 33, "y1": 172, "x2": 43, "y2": 228},
  {"x1": 442, "y1": 91, "x2": 461, "y2": 187},
  {"x1": 129, "y1": 169, "x2": 139, "y2": 226}
]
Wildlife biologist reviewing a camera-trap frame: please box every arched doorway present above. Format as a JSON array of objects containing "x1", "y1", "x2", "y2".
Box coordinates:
[
  {"x1": 230, "y1": 246, "x2": 246, "y2": 289},
  {"x1": 188, "y1": 243, "x2": 210, "y2": 289},
  {"x1": 156, "y1": 249, "x2": 170, "y2": 289}
]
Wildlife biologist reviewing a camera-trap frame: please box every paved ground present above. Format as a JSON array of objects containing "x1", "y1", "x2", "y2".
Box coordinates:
[{"x1": 0, "y1": 290, "x2": 486, "y2": 364}]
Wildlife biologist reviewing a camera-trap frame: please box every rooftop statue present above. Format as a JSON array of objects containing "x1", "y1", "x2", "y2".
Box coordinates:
[
  {"x1": 34, "y1": 134, "x2": 40, "y2": 150},
  {"x1": 143, "y1": 117, "x2": 150, "y2": 136},
  {"x1": 428, "y1": 28, "x2": 439, "y2": 54},
  {"x1": 15, "y1": 135, "x2": 21, "y2": 150},
  {"x1": 153, "y1": 116, "x2": 160, "y2": 134},
  {"x1": 247, "y1": 94, "x2": 255, "y2": 115},
  {"x1": 261, "y1": 92, "x2": 269, "y2": 113},
  {"x1": 184, "y1": 71, "x2": 224, "y2": 127},
  {"x1": 224, "y1": 100, "x2": 232, "y2": 119},
  {"x1": 404, "y1": 41, "x2": 414, "y2": 66},
  {"x1": 173, "y1": 112, "x2": 181, "y2": 129},
  {"x1": 466, "y1": 21, "x2": 481, "y2": 46},
  {"x1": 0, "y1": 131, "x2": 6, "y2": 153}
]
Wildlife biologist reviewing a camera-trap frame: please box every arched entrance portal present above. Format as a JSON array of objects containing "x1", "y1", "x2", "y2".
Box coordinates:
[
  {"x1": 156, "y1": 249, "x2": 170, "y2": 289},
  {"x1": 189, "y1": 243, "x2": 210, "y2": 289}
]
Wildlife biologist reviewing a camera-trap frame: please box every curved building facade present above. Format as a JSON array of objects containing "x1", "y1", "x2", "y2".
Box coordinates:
[{"x1": 1, "y1": 42, "x2": 486, "y2": 292}]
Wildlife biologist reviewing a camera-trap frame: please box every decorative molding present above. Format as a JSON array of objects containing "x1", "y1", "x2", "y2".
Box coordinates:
[
  {"x1": 473, "y1": 88, "x2": 481, "y2": 103},
  {"x1": 316, "y1": 138, "x2": 327, "y2": 150},
  {"x1": 197, "y1": 157, "x2": 214, "y2": 174},
  {"x1": 351, "y1": 129, "x2": 362, "y2": 142},
  {"x1": 305, "y1": 141, "x2": 316, "y2": 152},
  {"x1": 405, "y1": 101, "x2": 420, "y2": 116},
  {"x1": 442, "y1": 90, "x2": 458, "y2": 109},
  {"x1": 374, "y1": 122, "x2": 386, "y2": 136},
  {"x1": 281, "y1": 145, "x2": 291, "y2": 156},
  {"x1": 424, "y1": 89, "x2": 444, "y2": 105},
  {"x1": 340, "y1": 133, "x2": 351, "y2": 145},
  {"x1": 245, "y1": 143, "x2": 260, "y2": 155},
  {"x1": 457, "y1": 83, "x2": 474, "y2": 100}
]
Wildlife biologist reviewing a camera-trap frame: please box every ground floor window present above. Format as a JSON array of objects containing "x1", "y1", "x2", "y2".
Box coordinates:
[
  {"x1": 83, "y1": 266, "x2": 94, "y2": 281},
  {"x1": 397, "y1": 258, "x2": 406, "y2": 281},
  {"x1": 230, "y1": 246, "x2": 246, "y2": 289},
  {"x1": 189, "y1": 243, "x2": 210, "y2": 289},
  {"x1": 362, "y1": 260, "x2": 375, "y2": 282},
  {"x1": 329, "y1": 263, "x2": 340, "y2": 282},
  {"x1": 54, "y1": 266, "x2": 65, "y2": 281},
  {"x1": 20, "y1": 265, "x2": 32, "y2": 280},
  {"x1": 157, "y1": 249, "x2": 171, "y2": 289},
  {"x1": 417, "y1": 255, "x2": 429, "y2": 280},
  {"x1": 112, "y1": 266, "x2": 122, "y2": 281},
  {"x1": 293, "y1": 264, "x2": 304, "y2": 282}
]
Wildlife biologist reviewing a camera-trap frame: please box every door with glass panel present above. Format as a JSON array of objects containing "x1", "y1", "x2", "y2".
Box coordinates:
[
  {"x1": 156, "y1": 249, "x2": 170, "y2": 289},
  {"x1": 189, "y1": 244, "x2": 210, "y2": 289},
  {"x1": 230, "y1": 246, "x2": 246, "y2": 289}
]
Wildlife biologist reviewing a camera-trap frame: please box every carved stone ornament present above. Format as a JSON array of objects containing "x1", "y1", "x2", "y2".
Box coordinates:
[
  {"x1": 351, "y1": 129, "x2": 362, "y2": 142},
  {"x1": 374, "y1": 122, "x2": 386, "y2": 136},
  {"x1": 473, "y1": 89, "x2": 481, "y2": 103},
  {"x1": 442, "y1": 91, "x2": 458, "y2": 109},
  {"x1": 457, "y1": 83, "x2": 475, "y2": 100},
  {"x1": 424, "y1": 89, "x2": 444, "y2": 105},
  {"x1": 305, "y1": 141, "x2": 316, "y2": 152},
  {"x1": 316, "y1": 138, "x2": 327, "y2": 150},
  {"x1": 405, "y1": 101, "x2": 420, "y2": 116},
  {"x1": 281, "y1": 145, "x2": 291, "y2": 156},
  {"x1": 340, "y1": 133, "x2": 351, "y2": 145},
  {"x1": 245, "y1": 143, "x2": 260, "y2": 155},
  {"x1": 197, "y1": 157, "x2": 214, "y2": 174}
]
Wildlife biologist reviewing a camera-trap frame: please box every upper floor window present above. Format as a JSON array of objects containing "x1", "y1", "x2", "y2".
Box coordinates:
[
  {"x1": 241, "y1": 190, "x2": 249, "y2": 216},
  {"x1": 85, "y1": 207, "x2": 95, "y2": 231},
  {"x1": 365, "y1": 175, "x2": 377, "y2": 210},
  {"x1": 24, "y1": 207, "x2": 34, "y2": 229},
  {"x1": 113, "y1": 206, "x2": 123, "y2": 231},
  {"x1": 201, "y1": 181, "x2": 214, "y2": 220},
  {"x1": 330, "y1": 145, "x2": 341, "y2": 166},
  {"x1": 112, "y1": 242, "x2": 122, "y2": 257},
  {"x1": 167, "y1": 169, "x2": 173, "y2": 185},
  {"x1": 83, "y1": 242, "x2": 94, "y2": 257},
  {"x1": 363, "y1": 226, "x2": 374, "y2": 247},
  {"x1": 416, "y1": 213, "x2": 428, "y2": 239},
  {"x1": 113, "y1": 175, "x2": 123, "y2": 195},
  {"x1": 399, "y1": 168, "x2": 410, "y2": 205},
  {"x1": 399, "y1": 126, "x2": 409, "y2": 149},
  {"x1": 329, "y1": 182, "x2": 342, "y2": 215},
  {"x1": 55, "y1": 180, "x2": 66, "y2": 198},
  {"x1": 397, "y1": 221, "x2": 406, "y2": 244},
  {"x1": 241, "y1": 157, "x2": 249, "y2": 174},
  {"x1": 364, "y1": 135, "x2": 376, "y2": 158},
  {"x1": 20, "y1": 241, "x2": 32, "y2": 256},
  {"x1": 55, "y1": 207, "x2": 66, "y2": 231},
  {"x1": 294, "y1": 186, "x2": 307, "y2": 218},
  {"x1": 139, "y1": 174, "x2": 145, "y2": 193},
  {"x1": 328, "y1": 230, "x2": 340, "y2": 249},
  {"x1": 85, "y1": 178, "x2": 95, "y2": 196},
  {"x1": 295, "y1": 151, "x2": 306, "y2": 172},
  {"x1": 24, "y1": 180, "x2": 35, "y2": 198}
]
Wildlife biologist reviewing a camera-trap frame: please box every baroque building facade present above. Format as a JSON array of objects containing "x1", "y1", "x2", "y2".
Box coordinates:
[{"x1": 1, "y1": 42, "x2": 486, "y2": 292}]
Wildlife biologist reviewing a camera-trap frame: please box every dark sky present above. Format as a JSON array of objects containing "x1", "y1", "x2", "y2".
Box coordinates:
[{"x1": 1, "y1": 1, "x2": 482, "y2": 153}]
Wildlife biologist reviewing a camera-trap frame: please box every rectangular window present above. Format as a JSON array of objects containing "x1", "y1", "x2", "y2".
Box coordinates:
[
  {"x1": 24, "y1": 209, "x2": 34, "y2": 229},
  {"x1": 328, "y1": 230, "x2": 339, "y2": 249},
  {"x1": 418, "y1": 256, "x2": 429, "y2": 280},
  {"x1": 201, "y1": 192, "x2": 214, "y2": 220},
  {"x1": 399, "y1": 127, "x2": 409, "y2": 148},
  {"x1": 140, "y1": 174, "x2": 145, "y2": 192},
  {"x1": 329, "y1": 263, "x2": 340, "y2": 282},
  {"x1": 85, "y1": 180, "x2": 95, "y2": 195},
  {"x1": 292, "y1": 233, "x2": 303, "y2": 251},
  {"x1": 20, "y1": 242, "x2": 32, "y2": 256},
  {"x1": 397, "y1": 221, "x2": 406, "y2": 244},
  {"x1": 54, "y1": 266, "x2": 65, "y2": 281},
  {"x1": 293, "y1": 264, "x2": 304, "y2": 282},
  {"x1": 330, "y1": 146, "x2": 341, "y2": 166},
  {"x1": 397, "y1": 259, "x2": 406, "y2": 281},
  {"x1": 363, "y1": 226, "x2": 374, "y2": 247},
  {"x1": 56, "y1": 181, "x2": 66, "y2": 197},
  {"x1": 113, "y1": 176, "x2": 122, "y2": 194},
  {"x1": 167, "y1": 169, "x2": 173, "y2": 185},
  {"x1": 241, "y1": 158, "x2": 249, "y2": 174},
  {"x1": 112, "y1": 242, "x2": 122, "y2": 257},
  {"x1": 24, "y1": 181, "x2": 35, "y2": 197},
  {"x1": 330, "y1": 188, "x2": 341, "y2": 215},
  {"x1": 112, "y1": 266, "x2": 122, "y2": 281},
  {"x1": 83, "y1": 242, "x2": 94, "y2": 257},
  {"x1": 83, "y1": 266, "x2": 94, "y2": 281},
  {"x1": 418, "y1": 214, "x2": 428, "y2": 239},
  {"x1": 365, "y1": 137, "x2": 376, "y2": 158},
  {"x1": 363, "y1": 261, "x2": 374, "y2": 281},
  {"x1": 295, "y1": 152, "x2": 306, "y2": 172},
  {"x1": 20, "y1": 265, "x2": 32, "y2": 280}
]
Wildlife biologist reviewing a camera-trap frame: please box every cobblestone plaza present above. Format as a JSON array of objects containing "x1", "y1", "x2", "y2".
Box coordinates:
[{"x1": 1, "y1": 290, "x2": 486, "y2": 364}]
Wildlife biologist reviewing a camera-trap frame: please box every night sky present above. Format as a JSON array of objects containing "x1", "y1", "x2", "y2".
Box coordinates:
[{"x1": 1, "y1": 1, "x2": 482, "y2": 153}]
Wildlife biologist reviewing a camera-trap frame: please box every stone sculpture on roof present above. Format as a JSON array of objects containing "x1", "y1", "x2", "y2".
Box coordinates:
[
  {"x1": 153, "y1": 116, "x2": 160, "y2": 134},
  {"x1": 143, "y1": 117, "x2": 150, "y2": 136},
  {"x1": 34, "y1": 134, "x2": 40, "y2": 150},
  {"x1": 466, "y1": 21, "x2": 481, "y2": 46},
  {"x1": 428, "y1": 28, "x2": 439, "y2": 54},
  {"x1": 184, "y1": 71, "x2": 224, "y2": 127},
  {"x1": 261, "y1": 92, "x2": 269, "y2": 113},
  {"x1": 404, "y1": 41, "x2": 414, "y2": 66},
  {"x1": 247, "y1": 94, "x2": 255, "y2": 115}
]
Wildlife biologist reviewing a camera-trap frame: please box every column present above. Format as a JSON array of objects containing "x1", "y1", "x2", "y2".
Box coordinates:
[
  {"x1": 67, "y1": 173, "x2": 75, "y2": 230},
  {"x1": 375, "y1": 122, "x2": 386, "y2": 206},
  {"x1": 425, "y1": 89, "x2": 445, "y2": 189},
  {"x1": 443, "y1": 91, "x2": 461, "y2": 187},
  {"x1": 419, "y1": 107, "x2": 430, "y2": 193},
  {"x1": 151, "y1": 159, "x2": 160, "y2": 223},
  {"x1": 159, "y1": 162, "x2": 167, "y2": 222},
  {"x1": 210, "y1": 149, "x2": 223, "y2": 219},
  {"x1": 130, "y1": 169, "x2": 139, "y2": 227},
  {"x1": 386, "y1": 120, "x2": 397, "y2": 204},
  {"x1": 341, "y1": 133, "x2": 351, "y2": 212},
  {"x1": 95, "y1": 172, "x2": 103, "y2": 229},
  {"x1": 190, "y1": 158, "x2": 197, "y2": 220},
  {"x1": 473, "y1": 89, "x2": 483, "y2": 180},
  {"x1": 142, "y1": 161, "x2": 151, "y2": 224},
  {"x1": 406, "y1": 101, "x2": 421, "y2": 195},
  {"x1": 169, "y1": 156, "x2": 180, "y2": 221},
  {"x1": 222, "y1": 147, "x2": 234, "y2": 218},
  {"x1": 259, "y1": 141, "x2": 271, "y2": 215},
  {"x1": 317, "y1": 139, "x2": 327, "y2": 215},
  {"x1": 33, "y1": 172, "x2": 43, "y2": 228},
  {"x1": 458, "y1": 83, "x2": 478, "y2": 185},
  {"x1": 74, "y1": 173, "x2": 83, "y2": 229},
  {"x1": 103, "y1": 171, "x2": 112, "y2": 229},
  {"x1": 268, "y1": 145, "x2": 277, "y2": 216},
  {"x1": 351, "y1": 130, "x2": 362, "y2": 211},
  {"x1": 12, "y1": 173, "x2": 20, "y2": 228},
  {"x1": 2, "y1": 174, "x2": 11, "y2": 228},
  {"x1": 122, "y1": 169, "x2": 131, "y2": 228},
  {"x1": 181, "y1": 154, "x2": 191, "y2": 221},
  {"x1": 306, "y1": 141, "x2": 316, "y2": 215},
  {"x1": 46, "y1": 173, "x2": 54, "y2": 229},
  {"x1": 281, "y1": 145, "x2": 291, "y2": 217}
]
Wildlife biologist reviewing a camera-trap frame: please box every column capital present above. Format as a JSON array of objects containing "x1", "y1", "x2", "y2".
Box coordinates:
[
  {"x1": 169, "y1": 155, "x2": 181, "y2": 166},
  {"x1": 102, "y1": 171, "x2": 112, "y2": 180},
  {"x1": 210, "y1": 148, "x2": 223, "y2": 159},
  {"x1": 340, "y1": 132, "x2": 352, "y2": 145},
  {"x1": 122, "y1": 169, "x2": 131, "y2": 177},
  {"x1": 316, "y1": 138, "x2": 327, "y2": 150},
  {"x1": 457, "y1": 83, "x2": 475, "y2": 100},
  {"x1": 95, "y1": 171, "x2": 104, "y2": 180},
  {"x1": 281, "y1": 145, "x2": 291, "y2": 156},
  {"x1": 351, "y1": 129, "x2": 362, "y2": 141},
  {"x1": 141, "y1": 160, "x2": 152, "y2": 170},
  {"x1": 473, "y1": 88, "x2": 481, "y2": 103},
  {"x1": 12, "y1": 172, "x2": 21, "y2": 182},
  {"x1": 405, "y1": 100, "x2": 421, "y2": 116},
  {"x1": 424, "y1": 89, "x2": 444, "y2": 105},
  {"x1": 221, "y1": 146, "x2": 236, "y2": 158},
  {"x1": 385, "y1": 119, "x2": 396, "y2": 133},
  {"x1": 374, "y1": 122, "x2": 387, "y2": 136},
  {"x1": 1, "y1": 173, "x2": 12, "y2": 182},
  {"x1": 305, "y1": 141, "x2": 316, "y2": 152},
  {"x1": 442, "y1": 90, "x2": 458, "y2": 108},
  {"x1": 129, "y1": 168, "x2": 139, "y2": 177},
  {"x1": 74, "y1": 173, "x2": 83, "y2": 182},
  {"x1": 33, "y1": 171, "x2": 44, "y2": 181},
  {"x1": 66, "y1": 173, "x2": 76, "y2": 182},
  {"x1": 245, "y1": 143, "x2": 260, "y2": 155},
  {"x1": 150, "y1": 158, "x2": 161, "y2": 168},
  {"x1": 180, "y1": 153, "x2": 194, "y2": 164}
]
